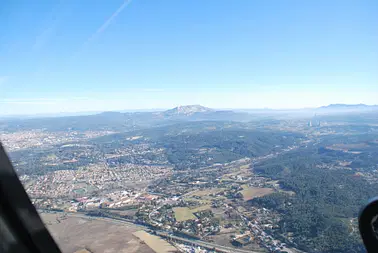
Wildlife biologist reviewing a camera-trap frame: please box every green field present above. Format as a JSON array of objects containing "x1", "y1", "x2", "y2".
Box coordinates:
[
  {"x1": 173, "y1": 207, "x2": 196, "y2": 221},
  {"x1": 173, "y1": 204, "x2": 213, "y2": 221},
  {"x1": 190, "y1": 205, "x2": 211, "y2": 213}
]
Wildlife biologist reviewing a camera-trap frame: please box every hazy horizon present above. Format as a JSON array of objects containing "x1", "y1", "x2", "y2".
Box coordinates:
[{"x1": 1, "y1": 102, "x2": 378, "y2": 118}]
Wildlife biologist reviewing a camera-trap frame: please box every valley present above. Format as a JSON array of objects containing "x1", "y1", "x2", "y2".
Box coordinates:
[{"x1": 1, "y1": 105, "x2": 378, "y2": 253}]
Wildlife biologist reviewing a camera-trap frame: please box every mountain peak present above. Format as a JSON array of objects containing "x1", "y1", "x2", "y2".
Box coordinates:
[{"x1": 165, "y1": 105, "x2": 212, "y2": 116}]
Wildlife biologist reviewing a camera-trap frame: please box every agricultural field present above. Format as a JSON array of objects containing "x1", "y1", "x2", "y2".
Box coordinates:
[
  {"x1": 187, "y1": 188, "x2": 226, "y2": 197},
  {"x1": 133, "y1": 230, "x2": 177, "y2": 253},
  {"x1": 173, "y1": 207, "x2": 196, "y2": 221},
  {"x1": 183, "y1": 188, "x2": 227, "y2": 205},
  {"x1": 173, "y1": 204, "x2": 213, "y2": 221},
  {"x1": 239, "y1": 186, "x2": 274, "y2": 201},
  {"x1": 190, "y1": 205, "x2": 212, "y2": 213},
  {"x1": 183, "y1": 196, "x2": 212, "y2": 205},
  {"x1": 40, "y1": 213, "x2": 154, "y2": 253}
]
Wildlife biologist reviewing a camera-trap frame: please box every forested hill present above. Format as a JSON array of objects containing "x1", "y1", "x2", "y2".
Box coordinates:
[
  {"x1": 251, "y1": 145, "x2": 377, "y2": 253},
  {"x1": 91, "y1": 125, "x2": 304, "y2": 170}
]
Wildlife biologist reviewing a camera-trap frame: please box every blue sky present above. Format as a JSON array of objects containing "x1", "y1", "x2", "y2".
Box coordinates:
[{"x1": 1, "y1": 0, "x2": 377, "y2": 115}]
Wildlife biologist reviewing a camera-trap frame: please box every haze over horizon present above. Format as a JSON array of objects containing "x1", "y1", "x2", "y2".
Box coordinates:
[
  {"x1": 1, "y1": 0, "x2": 377, "y2": 115},
  {"x1": 1, "y1": 103, "x2": 378, "y2": 118}
]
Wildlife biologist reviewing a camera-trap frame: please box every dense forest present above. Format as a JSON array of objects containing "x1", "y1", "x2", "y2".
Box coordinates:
[
  {"x1": 90, "y1": 125, "x2": 303, "y2": 170},
  {"x1": 251, "y1": 146, "x2": 378, "y2": 253},
  {"x1": 160, "y1": 129, "x2": 302, "y2": 170}
]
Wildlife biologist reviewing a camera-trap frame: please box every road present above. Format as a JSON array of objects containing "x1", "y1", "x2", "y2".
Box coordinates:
[
  {"x1": 45, "y1": 211, "x2": 261, "y2": 253},
  {"x1": 157, "y1": 231, "x2": 260, "y2": 253}
]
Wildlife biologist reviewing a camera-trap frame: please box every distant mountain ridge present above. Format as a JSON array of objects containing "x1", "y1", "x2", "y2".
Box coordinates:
[
  {"x1": 163, "y1": 105, "x2": 212, "y2": 116},
  {"x1": 318, "y1": 104, "x2": 378, "y2": 112},
  {"x1": 2, "y1": 104, "x2": 377, "y2": 132},
  {"x1": 0, "y1": 105, "x2": 252, "y2": 132},
  {"x1": 319, "y1": 103, "x2": 378, "y2": 109}
]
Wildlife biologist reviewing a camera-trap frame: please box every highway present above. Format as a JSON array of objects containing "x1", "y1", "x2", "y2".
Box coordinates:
[
  {"x1": 45, "y1": 211, "x2": 261, "y2": 253},
  {"x1": 157, "y1": 231, "x2": 261, "y2": 253}
]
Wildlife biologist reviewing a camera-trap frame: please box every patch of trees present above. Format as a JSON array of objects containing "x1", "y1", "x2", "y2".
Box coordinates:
[
  {"x1": 161, "y1": 130, "x2": 302, "y2": 170},
  {"x1": 9, "y1": 145, "x2": 101, "y2": 175}
]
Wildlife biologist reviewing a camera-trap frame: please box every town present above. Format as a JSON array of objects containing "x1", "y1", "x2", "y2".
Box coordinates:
[{"x1": 16, "y1": 138, "x2": 298, "y2": 253}]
